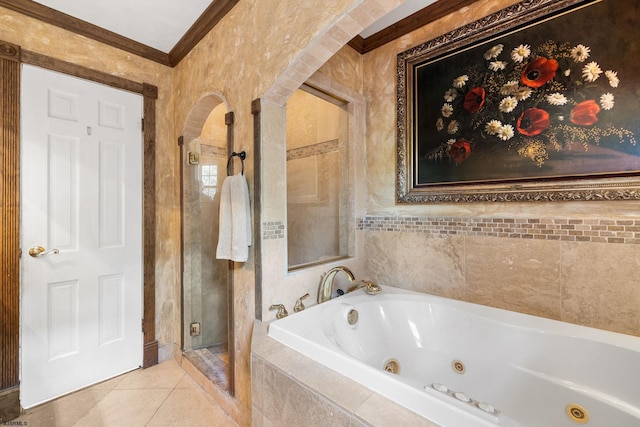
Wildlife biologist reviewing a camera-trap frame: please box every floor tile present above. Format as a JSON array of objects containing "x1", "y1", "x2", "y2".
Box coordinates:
[
  {"x1": 74, "y1": 389, "x2": 171, "y2": 427},
  {"x1": 115, "y1": 359, "x2": 186, "y2": 390},
  {"x1": 146, "y1": 388, "x2": 237, "y2": 427},
  {"x1": 13, "y1": 387, "x2": 110, "y2": 426},
  {"x1": 174, "y1": 373, "x2": 201, "y2": 389},
  {"x1": 9, "y1": 359, "x2": 238, "y2": 427}
]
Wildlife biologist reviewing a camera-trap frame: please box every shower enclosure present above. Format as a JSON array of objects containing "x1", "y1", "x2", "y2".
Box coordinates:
[{"x1": 181, "y1": 101, "x2": 233, "y2": 394}]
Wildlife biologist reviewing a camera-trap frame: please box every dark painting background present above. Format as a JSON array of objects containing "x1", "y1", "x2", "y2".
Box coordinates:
[{"x1": 414, "y1": 0, "x2": 640, "y2": 186}]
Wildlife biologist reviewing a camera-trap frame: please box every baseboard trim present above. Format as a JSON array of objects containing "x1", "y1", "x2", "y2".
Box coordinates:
[
  {"x1": 143, "y1": 340, "x2": 159, "y2": 368},
  {"x1": 0, "y1": 387, "x2": 20, "y2": 422}
]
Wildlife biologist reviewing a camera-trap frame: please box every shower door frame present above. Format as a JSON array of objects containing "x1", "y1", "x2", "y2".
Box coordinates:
[{"x1": 178, "y1": 109, "x2": 235, "y2": 397}]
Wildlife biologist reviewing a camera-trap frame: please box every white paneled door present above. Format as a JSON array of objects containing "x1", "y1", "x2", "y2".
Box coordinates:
[{"x1": 20, "y1": 65, "x2": 143, "y2": 408}]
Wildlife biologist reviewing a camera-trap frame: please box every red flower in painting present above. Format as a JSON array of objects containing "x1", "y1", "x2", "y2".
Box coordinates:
[
  {"x1": 428, "y1": 40, "x2": 636, "y2": 168},
  {"x1": 464, "y1": 87, "x2": 485, "y2": 113},
  {"x1": 570, "y1": 100, "x2": 600, "y2": 126},
  {"x1": 448, "y1": 141, "x2": 471, "y2": 163},
  {"x1": 520, "y1": 57, "x2": 558, "y2": 88},
  {"x1": 516, "y1": 108, "x2": 550, "y2": 136}
]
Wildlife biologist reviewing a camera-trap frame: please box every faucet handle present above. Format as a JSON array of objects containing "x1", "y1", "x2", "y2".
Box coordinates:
[
  {"x1": 294, "y1": 293, "x2": 309, "y2": 312},
  {"x1": 269, "y1": 304, "x2": 288, "y2": 319},
  {"x1": 347, "y1": 280, "x2": 381, "y2": 295},
  {"x1": 362, "y1": 280, "x2": 381, "y2": 295}
]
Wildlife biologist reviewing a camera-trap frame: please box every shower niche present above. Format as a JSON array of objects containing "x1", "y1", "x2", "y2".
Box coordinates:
[{"x1": 180, "y1": 95, "x2": 234, "y2": 395}]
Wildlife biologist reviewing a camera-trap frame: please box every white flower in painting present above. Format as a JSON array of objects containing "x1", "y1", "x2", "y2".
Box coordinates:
[
  {"x1": 600, "y1": 93, "x2": 615, "y2": 110},
  {"x1": 446, "y1": 139, "x2": 457, "y2": 146},
  {"x1": 514, "y1": 87, "x2": 532, "y2": 101},
  {"x1": 444, "y1": 88, "x2": 458, "y2": 102},
  {"x1": 436, "y1": 117, "x2": 445, "y2": 131},
  {"x1": 447, "y1": 120, "x2": 459, "y2": 134},
  {"x1": 582, "y1": 61, "x2": 602, "y2": 82},
  {"x1": 484, "y1": 44, "x2": 504, "y2": 60},
  {"x1": 564, "y1": 68, "x2": 571, "y2": 77},
  {"x1": 453, "y1": 75, "x2": 469, "y2": 88},
  {"x1": 511, "y1": 44, "x2": 530, "y2": 63},
  {"x1": 605, "y1": 70, "x2": 619, "y2": 88},
  {"x1": 545, "y1": 93, "x2": 568, "y2": 106},
  {"x1": 571, "y1": 44, "x2": 590, "y2": 62},
  {"x1": 499, "y1": 96, "x2": 518, "y2": 113},
  {"x1": 441, "y1": 103, "x2": 454, "y2": 118},
  {"x1": 498, "y1": 124, "x2": 515, "y2": 141},
  {"x1": 485, "y1": 120, "x2": 502, "y2": 136},
  {"x1": 489, "y1": 61, "x2": 507, "y2": 71},
  {"x1": 500, "y1": 80, "x2": 519, "y2": 95}
]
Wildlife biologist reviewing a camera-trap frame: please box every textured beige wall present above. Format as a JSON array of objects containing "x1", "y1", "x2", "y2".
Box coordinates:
[
  {"x1": 2, "y1": 0, "x2": 383, "y2": 418},
  {"x1": 0, "y1": 6, "x2": 180, "y2": 359},
  {"x1": 10, "y1": 0, "x2": 638, "y2": 421},
  {"x1": 361, "y1": 0, "x2": 640, "y2": 336},
  {"x1": 170, "y1": 0, "x2": 396, "y2": 419}
]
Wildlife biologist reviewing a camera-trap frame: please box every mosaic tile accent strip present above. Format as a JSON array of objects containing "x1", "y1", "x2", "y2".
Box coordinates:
[
  {"x1": 263, "y1": 221, "x2": 285, "y2": 239},
  {"x1": 286, "y1": 139, "x2": 339, "y2": 160},
  {"x1": 359, "y1": 215, "x2": 640, "y2": 244}
]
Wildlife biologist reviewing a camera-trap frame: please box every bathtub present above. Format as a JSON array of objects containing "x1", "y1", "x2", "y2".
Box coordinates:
[{"x1": 268, "y1": 285, "x2": 640, "y2": 427}]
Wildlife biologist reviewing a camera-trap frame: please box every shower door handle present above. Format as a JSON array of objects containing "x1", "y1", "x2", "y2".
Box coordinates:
[{"x1": 28, "y1": 246, "x2": 60, "y2": 258}]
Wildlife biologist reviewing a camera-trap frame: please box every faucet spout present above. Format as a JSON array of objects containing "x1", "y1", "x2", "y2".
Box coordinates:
[{"x1": 317, "y1": 266, "x2": 355, "y2": 303}]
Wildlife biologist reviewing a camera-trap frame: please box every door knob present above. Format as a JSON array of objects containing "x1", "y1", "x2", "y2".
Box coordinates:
[{"x1": 28, "y1": 246, "x2": 60, "y2": 257}]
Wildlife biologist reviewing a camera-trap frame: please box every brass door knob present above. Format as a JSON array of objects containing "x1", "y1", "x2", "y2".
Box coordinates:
[{"x1": 28, "y1": 246, "x2": 60, "y2": 258}]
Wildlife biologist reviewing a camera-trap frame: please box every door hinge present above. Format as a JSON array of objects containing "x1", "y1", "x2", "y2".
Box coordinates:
[
  {"x1": 141, "y1": 318, "x2": 144, "y2": 333},
  {"x1": 141, "y1": 118, "x2": 144, "y2": 132}
]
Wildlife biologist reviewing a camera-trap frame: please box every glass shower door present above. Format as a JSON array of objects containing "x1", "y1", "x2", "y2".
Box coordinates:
[{"x1": 182, "y1": 138, "x2": 230, "y2": 391}]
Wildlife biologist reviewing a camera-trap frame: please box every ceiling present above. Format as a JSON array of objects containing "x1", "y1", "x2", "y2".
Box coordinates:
[
  {"x1": 31, "y1": 0, "x2": 213, "y2": 53},
  {"x1": 2, "y1": 0, "x2": 478, "y2": 67},
  {"x1": 28, "y1": 0, "x2": 436, "y2": 51}
]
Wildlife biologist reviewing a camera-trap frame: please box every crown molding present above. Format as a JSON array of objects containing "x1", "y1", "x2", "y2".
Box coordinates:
[
  {"x1": 0, "y1": 0, "x2": 239, "y2": 67},
  {"x1": 168, "y1": 0, "x2": 239, "y2": 66},
  {"x1": 3, "y1": 0, "x2": 480, "y2": 65},
  {"x1": 0, "y1": 0, "x2": 171, "y2": 66},
  {"x1": 349, "y1": 0, "x2": 480, "y2": 54}
]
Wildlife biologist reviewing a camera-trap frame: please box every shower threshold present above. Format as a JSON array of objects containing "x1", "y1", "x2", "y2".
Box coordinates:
[{"x1": 183, "y1": 343, "x2": 229, "y2": 392}]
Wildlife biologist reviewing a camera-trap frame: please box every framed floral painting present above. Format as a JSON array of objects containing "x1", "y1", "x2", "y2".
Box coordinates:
[{"x1": 397, "y1": 0, "x2": 640, "y2": 203}]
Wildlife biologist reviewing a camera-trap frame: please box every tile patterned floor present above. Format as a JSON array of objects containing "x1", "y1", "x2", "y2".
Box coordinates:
[{"x1": 10, "y1": 359, "x2": 238, "y2": 427}]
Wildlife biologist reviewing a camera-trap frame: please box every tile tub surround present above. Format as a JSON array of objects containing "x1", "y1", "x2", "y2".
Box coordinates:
[
  {"x1": 251, "y1": 321, "x2": 439, "y2": 427},
  {"x1": 361, "y1": 214, "x2": 640, "y2": 338}
]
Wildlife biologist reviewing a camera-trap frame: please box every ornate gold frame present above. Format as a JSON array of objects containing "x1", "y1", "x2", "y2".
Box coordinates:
[{"x1": 396, "y1": 0, "x2": 640, "y2": 203}]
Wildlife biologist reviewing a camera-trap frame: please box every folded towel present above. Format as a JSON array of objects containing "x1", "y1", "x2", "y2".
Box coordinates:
[{"x1": 216, "y1": 173, "x2": 252, "y2": 262}]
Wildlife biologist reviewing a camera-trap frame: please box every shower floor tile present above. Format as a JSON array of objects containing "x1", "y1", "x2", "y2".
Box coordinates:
[{"x1": 183, "y1": 344, "x2": 229, "y2": 392}]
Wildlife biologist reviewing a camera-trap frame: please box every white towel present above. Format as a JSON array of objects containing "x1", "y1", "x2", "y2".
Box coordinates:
[{"x1": 216, "y1": 173, "x2": 252, "y2": 262}]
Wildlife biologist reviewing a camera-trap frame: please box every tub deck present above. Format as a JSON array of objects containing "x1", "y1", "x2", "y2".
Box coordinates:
[{"x1": 251, "y1": 319, "x2": 440, "y2": 426}]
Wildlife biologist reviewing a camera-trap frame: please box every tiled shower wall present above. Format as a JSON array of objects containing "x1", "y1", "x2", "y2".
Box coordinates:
[{"x1": 361, "y1": 214, "x2": 640, "y2": 338}]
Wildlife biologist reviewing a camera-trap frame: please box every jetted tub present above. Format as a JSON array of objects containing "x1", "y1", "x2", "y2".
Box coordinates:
[{"x1": 268, "y1": 285, "x2": 640, "y2": 426}]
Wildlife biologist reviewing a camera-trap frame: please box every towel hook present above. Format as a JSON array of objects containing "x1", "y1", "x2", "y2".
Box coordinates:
[{"x1": 226, "y1": 151, "x2": 246, "y2": 176}]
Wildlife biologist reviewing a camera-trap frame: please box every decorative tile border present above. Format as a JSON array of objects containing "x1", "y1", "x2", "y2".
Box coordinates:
[
  {"x1": 286, "y1": 139, "x2": 338, "y2": 160},
  {"x1": 358, "y1": 215, "x2": 640, "y2": 244},
  {"x1": 263, "y1": 221, "x2": 286, "y2": 240}
]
